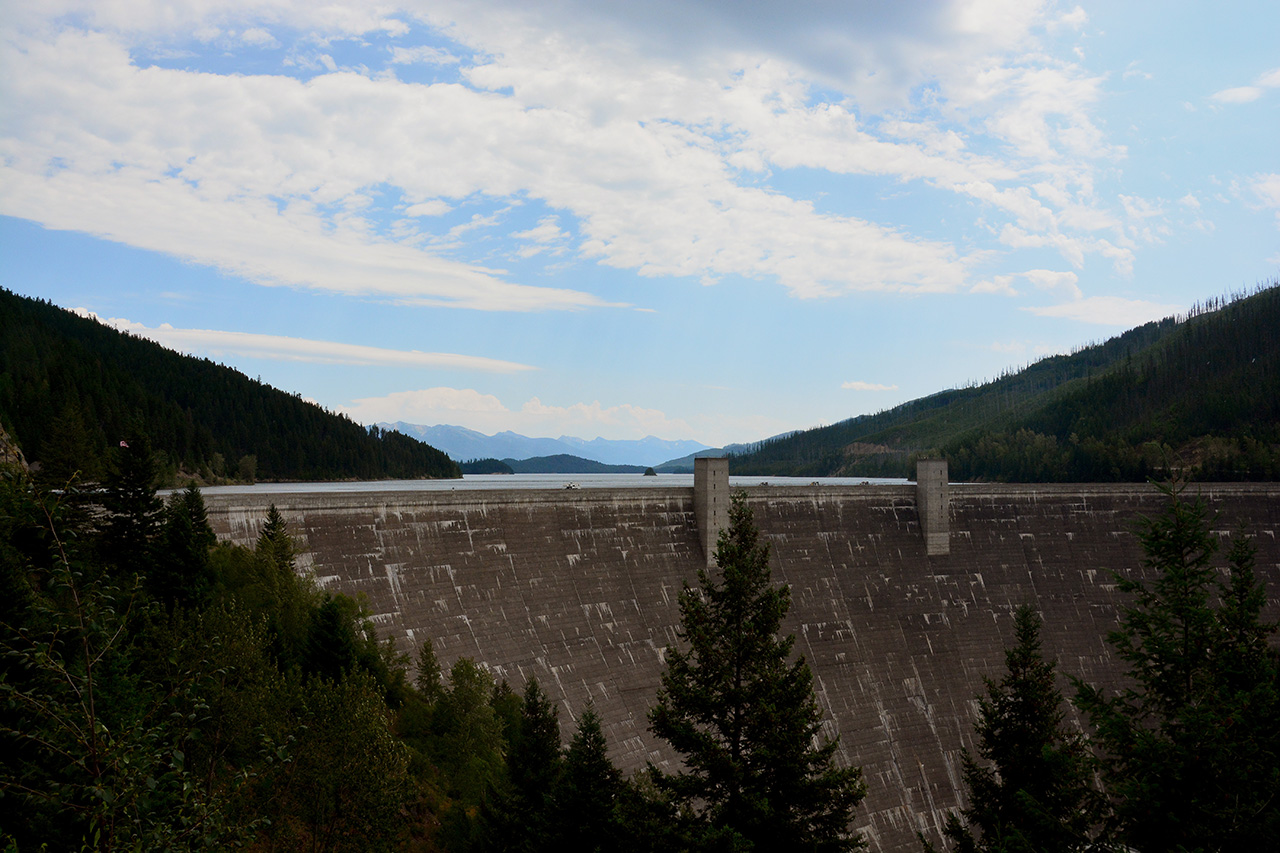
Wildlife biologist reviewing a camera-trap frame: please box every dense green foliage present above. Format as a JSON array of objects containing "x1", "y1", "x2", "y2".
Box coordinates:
[
  {"x1": 1073, "y1": 483, "x2": 1280, "y2": 850},
  {"x1": 0, "y1": 450, "x2": 689, "y2": 851},
  {"x1": 556, "y1": 704, "x2": 627, "y2": 852},
  {"x1": 930, "y1": 484, "x2": 1280, "y2": 853},
  {"x1": 649, "y1": 492, "x2": 867, "y2": 851},
  {"x1": 924, "y1": 607, "x2": 1098, "y2": 853},
  {"x1": 0, "y1": 288, "x2": 460, "y2": 483},
  {"x1": 731, "y1": 283, "x2": 1280, "y2": 481},
  {"x1": 0, "y1": 457, "x2": 421, "y2": 850}
]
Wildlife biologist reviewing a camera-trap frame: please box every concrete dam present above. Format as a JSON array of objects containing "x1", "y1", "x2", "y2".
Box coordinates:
[{"x1": 202, "y1": 469, "x2": 1280, "y2": 853}]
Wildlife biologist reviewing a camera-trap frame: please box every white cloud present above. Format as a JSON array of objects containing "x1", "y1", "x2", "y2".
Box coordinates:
[
  {"x1": 970, "y1": 275, "x2": 1019, "y2": 296},
  {"x1": 1048, "y1": 5, "x2": 1088, "y2": 34},
  {"x1": 1023, "y1": 295, "x2": 1181, "y2": 326},
  {"x1": 340, "y1": 387, "x2": 695, "y2": 440},
  {"x1": 512, "y1": 215, "x2": 570, "y2": 257},
  {"x1": 1022, "y1": 268, "x2": 1082, "y2": 299},
  {"x1": 0, "y1": 165, "x2": 610, "y2": 312},
  {"x1": 72, "y1": 310, "x2": 536, "y2": 371},
  {"x1": 970, "y1": 269, "x2": 1079, "y2": 298},
  {"x1": 1122, "y1": 61, "x2": 1152, "y2": 81},
  {"x1": 842, "y1": 380, "x2": 898, "y2": 391},
  {"x1": 1249, "y1": 173, "x2": 1280, "y2": 228},
  {"x1": 389, "y1": 45, "x2": 459, "y2": 66},
  {"x1": 1211, "y1": 86, "x2": 1261, "y2": 104},
  {"x1": 1249, "y1": 173, "x2": 1280, "y2": 209},
  {"x1": 405, "y1": 200, "x2": 452, "y2": 217},
  {"x1": 1211, "y1": 66, "x2": 1280, "y2": 104},
  {"x1": 239, "y1": 27, "x2": 280, "y2": 49},
  {"x1": 0, "y1": 0, "x2": 1145, "y2": 309}
]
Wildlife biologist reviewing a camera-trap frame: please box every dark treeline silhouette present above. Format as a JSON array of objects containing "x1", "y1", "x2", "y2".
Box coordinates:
[
  {"x1": 0, "y1": 288, "x2": 460, "y2": 483},
  {"x1": 460, "y1": 457, "x2": 517, "y2": 474},
  {"x1": 731, "y1": 281, "x2": 1280, "y2": 481}
]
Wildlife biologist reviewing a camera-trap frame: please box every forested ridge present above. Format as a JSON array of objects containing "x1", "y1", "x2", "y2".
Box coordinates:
[
  {"x1": 0, "y1": 288, "x2": 459, "y2": 482},
  {"x1": 459, "y1": 455, "x2": 649, "y2": 474},
  {"x1": 732, "y1": 281, "x2": 1280, "y2": 481}
]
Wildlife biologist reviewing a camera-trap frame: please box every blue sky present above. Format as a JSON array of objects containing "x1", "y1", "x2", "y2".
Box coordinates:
[{"x1": 2, "y1": 1, "x2": 1277, "y2": 448}]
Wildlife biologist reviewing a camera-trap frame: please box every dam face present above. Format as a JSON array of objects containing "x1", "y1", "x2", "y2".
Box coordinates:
[{"x1": 203, "y1": 482, "x2": 1280, "y2": 853}]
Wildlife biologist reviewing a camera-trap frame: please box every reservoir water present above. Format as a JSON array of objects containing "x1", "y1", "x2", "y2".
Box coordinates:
[{"x1": 190, "y1": 473, "x2": 909, "y2": 496}]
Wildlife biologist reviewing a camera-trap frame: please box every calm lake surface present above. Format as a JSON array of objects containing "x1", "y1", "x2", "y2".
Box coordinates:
[{"x1": 191, "y1": 473, "x2": 909, "y2": 496}]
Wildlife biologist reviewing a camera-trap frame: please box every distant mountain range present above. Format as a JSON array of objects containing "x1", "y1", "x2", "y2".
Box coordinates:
[{"x1": 380, "y1": 422, "x2": 712, "y2": 467}]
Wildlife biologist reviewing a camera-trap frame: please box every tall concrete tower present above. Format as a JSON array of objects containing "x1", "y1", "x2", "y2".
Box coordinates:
[
  {"x1": 694, "y1": 457, "x2": 730, "y2": 566},
  {"x1": 917, "y1": 458, "x2": 950, "y2": 556}
]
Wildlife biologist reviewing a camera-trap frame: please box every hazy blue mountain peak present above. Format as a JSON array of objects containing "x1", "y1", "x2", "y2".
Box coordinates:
[{"x1": 380, "y1": 423, "x2": 712, "y2": 467}]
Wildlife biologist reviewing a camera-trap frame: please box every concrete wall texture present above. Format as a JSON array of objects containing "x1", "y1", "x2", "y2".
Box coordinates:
[
  {"x1": 203, "y1": 482, "x2": 1280, "y2": 853},
  {"x1": 916, "y1": 460, "x2": 950, "y2": 556},
  {"x1": 693, "y1": 457, "x2": 729, "y2": 565}
]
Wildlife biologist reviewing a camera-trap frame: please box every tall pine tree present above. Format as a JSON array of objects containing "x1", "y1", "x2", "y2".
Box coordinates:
[
  {"x1": 649, "y1": 492, "x2": 865, "y2": 852},
  {"x1": 555, "y1": 704, "x2": 625, "y2": 853},
  {"x1": 97, "y1": 437, "x2": 162, "y2": 578},
  {"x1": 1074, "y1": 481, "x2": 1280, "y2": 850},
  {"x1": 478, "y1": 678, "x2": 564, "y2": 853},
  {"x1": 152, "y1": 481, "x2": 216, "y2": 606},
  {"x1": 925, "y1": 605, "x2": 1097, "y2": 853}
]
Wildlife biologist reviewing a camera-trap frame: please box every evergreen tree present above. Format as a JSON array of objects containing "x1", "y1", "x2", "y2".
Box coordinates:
[
  {"x1": 152, "y1": 481, "x2": 216, "y2": 606},
  {"x1": 35, "y1": 400, "x2": 101, "y2": 487},
  {"x1": 555, "y1": 704, "x2": 625, "y2": 853},
  {"x1": 303, "y1": 594, "x2": 363, "y2": 681},
  {"x1": 97, "y1": 437, "x2": 162, "y2": 578},
  {"x1": 256, "y1": 503, "x2": 295, "y2": 573},
  {"x1": 925, "y1": 605, "x2": 1097, "y2": 853},
  {"x1": 262, "y1": 673, "x2": 413, "y2": 853},
  {"x1": 480, "y1": 678, "x2": 564, "y2": 853},
  {"x1": 416, "y1": 637, "x2": 443, "y2": 699},
  {"x1": 1074, "y1": 481, "x2": 1280, "y2": 850},
  {"x1": 432, "y1": 658, "x2": 506, "y2": 805},
  {"x1": 251, "y1": 504, "x2": 313, "y2": 666},
  {"x1": 490, "y1": 678, "x2": 524, "y2": 749},
  {"x1": 649, "y1": 492, "x2": 866, "y2": 852}
]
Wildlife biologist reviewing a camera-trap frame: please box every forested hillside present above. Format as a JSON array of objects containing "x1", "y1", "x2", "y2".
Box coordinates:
[
  {"x1": 0, "y1": 289, "x2": 460, "y2": 482},
  {"x1": 504, "y1": 454, "x2": 648, "y2": 474},
  {"x1": 732, "y1": 282, "x2": 1280, "y2": 481}
]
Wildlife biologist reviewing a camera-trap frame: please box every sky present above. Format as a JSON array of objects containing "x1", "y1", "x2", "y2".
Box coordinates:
[{"x1": 2, "y1": 1, "x2": 1277, "y2": 449}]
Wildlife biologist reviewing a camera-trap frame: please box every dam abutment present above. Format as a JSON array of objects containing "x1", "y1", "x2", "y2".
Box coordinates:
[{"x1": 203, "y1": 481, "x2": 1280, "y2": 853}]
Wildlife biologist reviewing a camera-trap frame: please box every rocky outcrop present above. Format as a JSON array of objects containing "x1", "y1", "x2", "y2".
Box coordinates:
[{"x1": 0, "y1": 423, "x2": 28, "y2": 471}]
